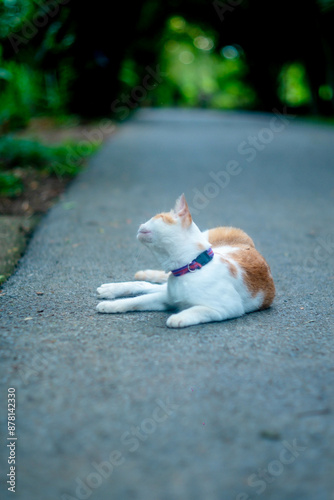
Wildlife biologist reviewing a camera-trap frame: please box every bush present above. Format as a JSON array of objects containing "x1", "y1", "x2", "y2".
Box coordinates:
[
  {"x1": 0, "y1": 43, "x2": 75, "y2": 132},
  {"x1": 0, "y1": 136, "x2": 54, "y2": 169},
  {"x1": 0, "y1": 135, "x2": 100, "y2": 196},
  {"x1": 0, "y1": 171, "x2": 23, "y2": 197},
  {"x1": 0, "y1": 50, "x2": 40, "y2": 130}
]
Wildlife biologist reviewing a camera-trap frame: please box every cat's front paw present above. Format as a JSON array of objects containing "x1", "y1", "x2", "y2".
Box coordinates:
[
  {"x1": 96, "y1": 301, "x2": 117, "y2": 313},
  {"x1": 96, "y1": 284, "x2": 116, "y2": 299},
  {"x1": 134, "y1": 270, "x2": 146, "y2": 281},
  {"x1": 166, "y1": 313, "x2": 191, "y2": 328}
]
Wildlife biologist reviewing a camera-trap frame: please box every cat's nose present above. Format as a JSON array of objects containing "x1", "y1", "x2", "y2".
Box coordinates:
[
  {"x1": 138, "y1": 224, "x2": 150, "y2": 234},
  {"x1": 137, "y1": 224, "x2": 152, "y2": 242}
]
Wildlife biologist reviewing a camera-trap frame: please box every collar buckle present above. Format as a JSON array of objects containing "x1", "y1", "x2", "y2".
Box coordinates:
[
  {"x1": 172, "y1": 248, "x2": 214, "y2": 277},
  {"x1": 187, "y1": 263, "x2": 197, "y2": 273}
]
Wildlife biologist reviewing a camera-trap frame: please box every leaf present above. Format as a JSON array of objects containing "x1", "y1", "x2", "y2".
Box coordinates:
[
  {"x1": 0, "y1": 171, "x2": 23, "y2": 197},
  {"x1": 0, "y1": 68, "x2": 12, "y2": 81}
]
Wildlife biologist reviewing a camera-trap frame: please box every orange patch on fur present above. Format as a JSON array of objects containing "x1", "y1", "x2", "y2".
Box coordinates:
[
  {"x1": 219, "y1": 256, "x2": 238, "y2": 278},
  {"x1": 153, "y1": 212, "x2": 176, "y2": 225},
  {"x1": 208, "y1": 227, "x2": 255, "y2": 248},
  {"x1": 208, "y1": 226, "x2": 274, "y2": 307},
  {"x1": 232, "y1": 247, "x2": 275, "y2": 309},
  {"x1": 197, "y1": 242, "x2": 206, "y2": 251}
]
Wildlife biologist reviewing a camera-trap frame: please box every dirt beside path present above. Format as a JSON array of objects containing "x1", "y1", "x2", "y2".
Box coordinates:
[
  {"x1": 0, "y1": 215, "x2": 39, "y2": 284},
  {"x1": 0, "y1": 116, "x2": 116, "y2": 284}
]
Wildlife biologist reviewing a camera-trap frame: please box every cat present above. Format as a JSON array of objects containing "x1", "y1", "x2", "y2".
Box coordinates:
[{"x1": 96, "y1": 194, "x2": 275, "y2": 328}]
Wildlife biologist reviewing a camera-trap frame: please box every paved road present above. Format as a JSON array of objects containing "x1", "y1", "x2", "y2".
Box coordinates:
[{"x1": 1, "y1": 109, "x2": 334, "y2": 500}]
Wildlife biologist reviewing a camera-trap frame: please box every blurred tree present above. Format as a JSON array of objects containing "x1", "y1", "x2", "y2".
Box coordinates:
[
  {"x1": 65, "y1": 0, "x2": 144, "y2": 116},
  {"x1": 234, "y1": 0, "x2": 334, "y2": 115},
  {"x1": 0, "y1": 0, "x2": 333, "y2": 118},
  {"x1": 101, "y1": 0, "x2": 334, "y2": 115}
]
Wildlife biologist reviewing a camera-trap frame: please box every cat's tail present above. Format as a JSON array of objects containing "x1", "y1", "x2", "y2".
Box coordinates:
[{"x1": 134, "y1": 269, "x2": 170, "y2": 283}]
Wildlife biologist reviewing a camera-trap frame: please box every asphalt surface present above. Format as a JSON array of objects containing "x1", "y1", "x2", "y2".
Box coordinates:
[{"x1": 1, "y1": 108, "x2": 333, "y2": 500}]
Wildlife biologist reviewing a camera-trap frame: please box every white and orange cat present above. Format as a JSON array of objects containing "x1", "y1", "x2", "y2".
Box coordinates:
[{"x1": 96, "y1": 194, "x2": 275, "y2": 328}]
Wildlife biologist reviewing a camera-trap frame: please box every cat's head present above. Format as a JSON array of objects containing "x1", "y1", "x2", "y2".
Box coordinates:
[{"x1": 137, "y1": 194, "x2": 195, "y2": 250}]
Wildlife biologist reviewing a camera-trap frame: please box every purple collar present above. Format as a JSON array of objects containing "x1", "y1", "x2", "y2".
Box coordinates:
[{"x1": 171, "y1": 248, "x2": 214, "y2": 277}]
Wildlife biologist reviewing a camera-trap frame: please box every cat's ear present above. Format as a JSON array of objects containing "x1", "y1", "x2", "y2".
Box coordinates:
[{"x1": 174, "y1": 194, "x2": 192, "y2": 227}]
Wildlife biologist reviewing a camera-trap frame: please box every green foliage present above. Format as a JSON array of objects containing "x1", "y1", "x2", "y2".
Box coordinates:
[
  {"x1": 0, "y1": 47, "x2": 41, "y2": 128},
  {"x1": 318, "y1": 0, "x2": 334, "y2": 12},
  {"x1": 278, "y1": 63, "x2": 312, "y2": 107},
  {"x1": 0, "y1": 0, "x2": 84, "y2": 197},
  {"x1": 0, "y1": 136, "x2": 55, "y2": 168},
  {"x1": 0, "y1": 0, "x2": 33, "y2": 39},
  {"x1": 0, "y1": 135, "x2": 100, "y2": 196},
  {"x1": 1, "y1": 0, "x2": 333, "y2": 126},
  {"x1": 43, "y1": 62, "x2": 75, "y2": 114},
  {"x1": 0, "y1": 171, "x2": 23, "y2": 197},
  {"x1": 0, "y1": 0, "x2": 75, "y2": 129},
  {"x1": 119, "y1": 15, "x2": 256, "y2": 110},
  {"x1": 0, "y1": 53, "x2": 75, "y2": 130}
]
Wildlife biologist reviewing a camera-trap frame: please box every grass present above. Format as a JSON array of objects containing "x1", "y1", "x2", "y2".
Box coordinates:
[{"x1": 0, "y1": 135, "x2": 100, "y2": 197}]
